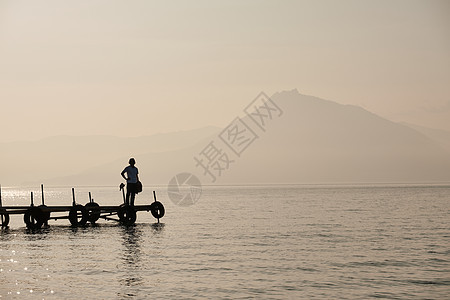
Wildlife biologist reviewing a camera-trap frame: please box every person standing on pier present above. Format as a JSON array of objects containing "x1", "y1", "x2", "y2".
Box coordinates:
[{"x1": 121, "y1": 158, "x2": 140, "y2": 206}]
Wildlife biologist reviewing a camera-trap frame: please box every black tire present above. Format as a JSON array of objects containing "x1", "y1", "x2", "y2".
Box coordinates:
[
  {"x1": 1, "y1": 213, "x2": 10, "y2": 227},
  {"x1": 150, "y1": 201, "x2": 165, "y2": 219},
  {"x1": 24, "y1": 207, "x2": 45, "y2": 229},
  {"x1": 85, "y1": 202, "x2": 100, "y2": 224},
  {"x1": 38, "y1": 205, "x2": 51, "y2": 226},
  {"x1": 69, "y1": 204, "x2": 88, "y2": 227},
  {"x1": 118, "y1": 204, "x2": 136, "y2": 226}
]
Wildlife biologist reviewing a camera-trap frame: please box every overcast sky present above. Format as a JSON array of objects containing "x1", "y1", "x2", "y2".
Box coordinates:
[{"x1": 1, "y1": 0, "x2": 449, "y2": 142}]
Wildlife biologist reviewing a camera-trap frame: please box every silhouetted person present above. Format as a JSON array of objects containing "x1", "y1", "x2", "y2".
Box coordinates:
[{"x1": 121, "y1": 158, "x2": 139, "y2": 206}]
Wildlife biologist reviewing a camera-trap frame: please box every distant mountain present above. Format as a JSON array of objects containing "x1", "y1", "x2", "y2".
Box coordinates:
[
  {"x1": 0, "y1": 126, "x2": 219, "y2": 186},
  {"x1": 43, "y1": 89, "x2": 450, "y2": 186},
  {"x1": 402, "y1": 123, "x2": 450, "y2": 153},
  {"x1": 215, "y1": 90, "x2": 450, "y2": 184}
]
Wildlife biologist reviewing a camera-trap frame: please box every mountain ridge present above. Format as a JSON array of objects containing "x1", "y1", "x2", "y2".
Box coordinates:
[{"x1": 2, "y1": 90, "x2": 450, "y2": 186}]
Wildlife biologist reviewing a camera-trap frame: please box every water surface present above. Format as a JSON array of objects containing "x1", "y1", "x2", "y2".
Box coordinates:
[{"x1": 1, "y1": 185, "x2": 449, "y2": 299}]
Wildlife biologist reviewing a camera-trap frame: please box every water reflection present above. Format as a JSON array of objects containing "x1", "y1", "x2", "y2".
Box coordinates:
[
  {"x1": 0, "y1": 226, "x2": 11, "y2": 237},
  {"x1": 117, "y1": 223, "x2": 166, "y2": 298},
  {"x1": 24, "y1": 227, "x2": 51, "y2": 239},
  {"x1": 121, "y1": 225, "x2": 142, "y2": 267},
  {"x1": 119, "y1": 225, "x2": 144, "y2": 298},
  {"x1": 150, "y1": 222, "x2": 165, "y2": 233}
]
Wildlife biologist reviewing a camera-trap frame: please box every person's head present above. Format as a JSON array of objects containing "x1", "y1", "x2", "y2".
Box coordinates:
[{"x1": 129, "y1": 158, "x2": 136, "y2": 166}]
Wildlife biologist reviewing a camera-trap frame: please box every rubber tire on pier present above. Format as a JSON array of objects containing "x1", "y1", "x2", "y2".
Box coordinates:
[
  {"x1": 118, "y1": 204, "x2": 137, "y2": 226},
  {"x1": 85, "y1": 202, "x2": 100, "y2": 224},
  {"x1": 69, "y1": 204, "x2": 89, "y2": 227},
  {"x1": 24, "y1": 206, "x2": 45, "y2": 229},
  {"x1": 1, "y1": 212, "x2": 10, "y2": 227},
  {"x1": 38, "y1": 205, "x2": 51, "y2": 226},
  {"x1": 150, "y1": 201, "x2": 165, "y2": 219}
]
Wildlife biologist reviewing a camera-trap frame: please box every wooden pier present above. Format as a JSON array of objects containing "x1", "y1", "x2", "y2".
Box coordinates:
[{"x1": 0, "y1": 185, "x2": 165, "y2": 229}]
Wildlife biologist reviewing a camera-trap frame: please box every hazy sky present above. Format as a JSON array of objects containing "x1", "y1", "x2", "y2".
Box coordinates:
[{"x1": 1, "y1": 0, "x2": 449, "y2": 142}]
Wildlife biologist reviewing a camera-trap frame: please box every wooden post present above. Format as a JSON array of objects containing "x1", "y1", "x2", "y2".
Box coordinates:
[
  {"x1": 31, "y1": 192, "x2": 34, "y2": 206},
  {"x1": 89, "y1": 192, "x2": 92, "y2": 203},
  {"x1": 153, "y1": 191, "x2": 159, "y2": 224},
  {"x1": 41, "y1": 184, "x2": 45, "y2": 205},
  {"x1": 0, "y1": 184, "x2": 2, "y2": 207},
  {"x1": 72, "y1": 188, "x2": 76, "y2": 206}
]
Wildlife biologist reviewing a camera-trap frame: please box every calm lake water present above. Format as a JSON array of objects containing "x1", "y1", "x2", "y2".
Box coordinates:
[{"x1": 1, "y1": 184, "x2": 449, "y2": 299}]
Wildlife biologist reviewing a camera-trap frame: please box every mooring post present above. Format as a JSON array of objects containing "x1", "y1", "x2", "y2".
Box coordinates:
[
  {"x1": 0, "y1": 184, "x2": 2, "y2": 207},
  {"x1": 31, "y1": 191, "x2": 34, "y2": 206},
  {"x1": 89, "y1": 192, "x2": 92, "y2": 203},
  {"x1": 72, "y1": 188, "x2": 76, "y2": 206},
  {"x1": 153, "y1": 191, "x2": 160, "y2": 224},
  {"x1": 41, "y1": 184, "x2": 45, "y2": 205}
]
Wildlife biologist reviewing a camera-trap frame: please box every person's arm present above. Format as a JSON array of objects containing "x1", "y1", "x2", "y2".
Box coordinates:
[{"x1": 121, "y1": 169, "x2": 128, "y2": 181}]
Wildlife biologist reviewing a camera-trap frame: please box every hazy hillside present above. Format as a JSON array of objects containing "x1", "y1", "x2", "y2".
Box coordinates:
[
  {"x1": 217, "y1": 90, "x2": 450, "y2": 183},
  {"x1": 402, "y1": 123, "x2": 450, "y2": 153},
  {"x1": 42, "y1": 89, "x2": 450, "y2": 186},
  {"x1": 0, "y1": 126, "x2": 219, "y2": 186}
]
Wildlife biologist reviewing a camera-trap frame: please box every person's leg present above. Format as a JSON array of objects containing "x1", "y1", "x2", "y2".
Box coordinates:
[
  {"x1": 125, "y1": 184, "x2": 131, "y2": 205},
  {"x1": 130, "y1": 192, "x2": 136, "y2": 207}
]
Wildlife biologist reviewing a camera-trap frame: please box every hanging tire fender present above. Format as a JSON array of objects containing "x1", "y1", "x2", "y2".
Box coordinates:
[
  {"x1": 118, "y1": 204, "x2": 137, "y2": 225},
  {"x1": 24, "y1": 206, "x2": 45, "y2": 229},
  {"x1": 1, "y1": 212, "x2": 10, "y2": 227},
  {"x1": 38, "y1": 205, "x2": 51, "y2": 225},
  {"x1": 85, "y1": 202, "x2": 100, "y2": 224},
  {"x1": 69, "y1": 204, "x2": 88, "y2": 226},
  {"x1": 150, "y1": 201, "x2": 165, "y2": 219}
]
